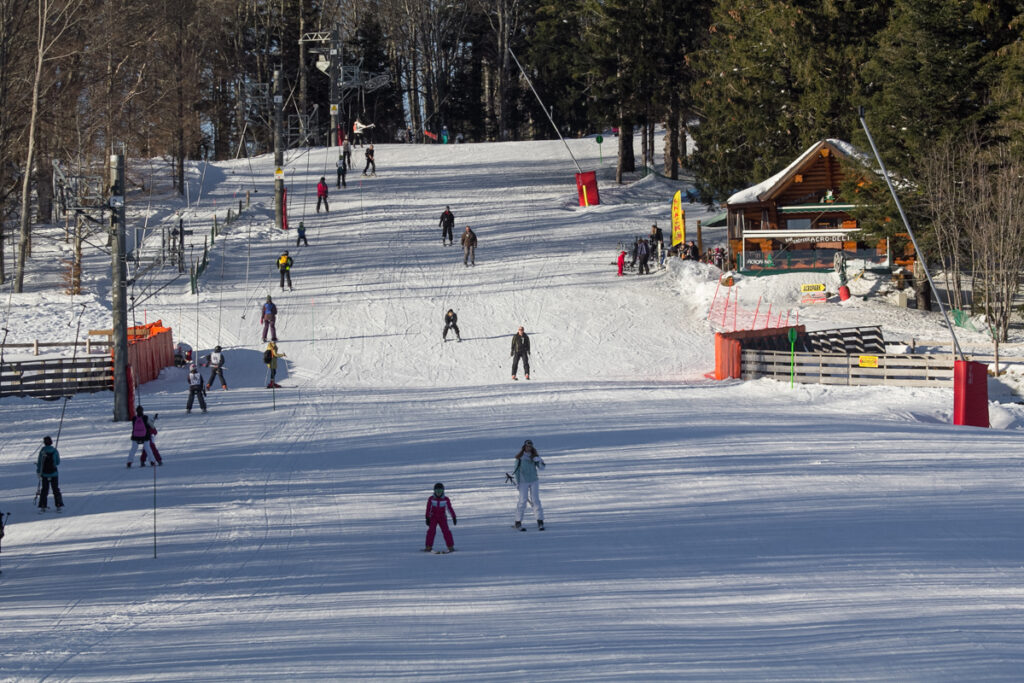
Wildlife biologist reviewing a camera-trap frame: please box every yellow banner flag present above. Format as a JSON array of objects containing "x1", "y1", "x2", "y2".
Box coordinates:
[{"x1": 671, "y1": 191, "x2": 685, "y2": 246}]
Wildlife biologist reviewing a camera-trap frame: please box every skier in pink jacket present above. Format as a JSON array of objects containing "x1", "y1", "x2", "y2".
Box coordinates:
[{"x1": 423, "y1": 482, "x2": 457, "y2": 553}]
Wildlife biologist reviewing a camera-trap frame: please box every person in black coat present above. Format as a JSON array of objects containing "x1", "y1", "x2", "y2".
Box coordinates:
[
  {"x1": 511, "y1": 326, "x2": 530, "y2": 380},
  {"x1": 443, "y1": 309, "x2": 461, "y2": 341},
  {"x1": 439, "y1": 206, "x2": 455, "y2": 245}
]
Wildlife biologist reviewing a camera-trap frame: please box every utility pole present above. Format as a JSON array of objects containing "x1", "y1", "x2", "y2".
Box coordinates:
[
  {"x1": 298, "y1": 7, "x2": 307, "y2": 145},
  {"x1": 274, "y1": 68, "x2": 284, "y2": 231},
  {"x1": 110, "y1": 153, "x2": 130, "y2": 421},
  {"x1": 329, "y1": 25, "x2": 339, "y2": 147}
]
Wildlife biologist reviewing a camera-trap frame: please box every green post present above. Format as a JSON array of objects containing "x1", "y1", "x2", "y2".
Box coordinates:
[
  {"x1": 787, "y1": 327, "x2": 798, "y2": 388},
  {"x1": 596, "y1": 134, "x2": 603, "y2": 164}
]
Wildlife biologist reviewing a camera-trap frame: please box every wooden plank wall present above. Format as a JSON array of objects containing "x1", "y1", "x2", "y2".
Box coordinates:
[
  {"x1": 741, "y1": 350, "x2": 955, "y2": 387},
  {"x1": 0, "y1": 357, "x2": 114, "y2": 399}
]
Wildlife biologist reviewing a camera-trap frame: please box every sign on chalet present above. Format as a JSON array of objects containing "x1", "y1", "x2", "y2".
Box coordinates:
[{"x1": 727, "y1": 139, "x2": 910, "y2": 273}]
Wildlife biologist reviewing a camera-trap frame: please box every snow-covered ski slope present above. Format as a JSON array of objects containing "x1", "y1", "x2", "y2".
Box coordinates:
[{"x1": 3, "y1": 137, "x2": 1024, "y2": 681}]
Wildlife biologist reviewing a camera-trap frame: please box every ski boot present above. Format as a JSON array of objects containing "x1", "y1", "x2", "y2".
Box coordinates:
[{"x1": 537, "y1": 520, "x2": 545, "y2": 531}]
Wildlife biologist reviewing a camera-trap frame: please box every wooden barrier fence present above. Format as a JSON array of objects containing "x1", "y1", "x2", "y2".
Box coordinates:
[
  {"x1": 0, "y1": 356, "x2": 114, "y2": 400},
  {"x1": 741, "y1": 349, "x2": 956, "y2": 387}
]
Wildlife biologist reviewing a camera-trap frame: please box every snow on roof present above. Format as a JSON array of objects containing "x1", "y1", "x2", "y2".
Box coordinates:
[{"x1": 727, "y1": 139, "x2": 869, "y2": 206}]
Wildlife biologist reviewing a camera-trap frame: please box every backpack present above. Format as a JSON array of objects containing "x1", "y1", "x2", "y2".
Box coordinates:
[
  {"x1": 132, "y1": 415, "x2": 148, "y2": 438},
  {"x1": 41, "y1": 449, "x2": 57, "y2": 475},
  {"x1": 263, "y1": 349, "x2": 273, "y2": 364},
  {"x1": 263, "y1": 302, "x2": 276, "y2": 316}
]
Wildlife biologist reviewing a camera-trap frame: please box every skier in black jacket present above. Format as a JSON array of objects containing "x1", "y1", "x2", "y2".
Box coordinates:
[
  {"x1": 439, "y1": 206, "x2": 455, "y2": 245},
  {"x1": 443, "y1": 309, "x2": 461, "y2": 341},
  {"x1": 511, "y1": 326, "x2": 530, "y2": 380}
]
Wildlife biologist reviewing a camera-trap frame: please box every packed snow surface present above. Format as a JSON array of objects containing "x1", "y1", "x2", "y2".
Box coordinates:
[{"x1": 3, "y1": 136, "x2": 1024, "y2": 681}]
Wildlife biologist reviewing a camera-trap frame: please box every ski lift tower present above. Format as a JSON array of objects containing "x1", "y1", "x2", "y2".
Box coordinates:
[
  {"x1": 300, "y1": 26, "x2": 341, "y2": 147},
  {"x1": 300, "y1": 24, "x2": 391, "y2": 147}
]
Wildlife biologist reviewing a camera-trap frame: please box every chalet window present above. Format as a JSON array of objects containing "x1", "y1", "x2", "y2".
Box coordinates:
[{"x1": 786, "y1": 217, "x2": 811, "y2": 230}]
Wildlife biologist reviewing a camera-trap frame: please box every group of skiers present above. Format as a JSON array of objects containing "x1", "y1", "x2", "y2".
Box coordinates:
[
  {"x1": 437, "y1": 206, "x2": 477, "y2": 266},
  {"x1": 423, "y1": 438, "x2": 547, "y2": 553}
]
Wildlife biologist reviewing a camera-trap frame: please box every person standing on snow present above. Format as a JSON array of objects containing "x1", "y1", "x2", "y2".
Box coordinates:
[
  {"x1": 186, "y1": 363, "x2": 207, "y2": 414},
  {"x1": 460, "y1": 226, "x2": 477, "y2": 266},
  {"x1": 36, "y1": 436, "x2": 64, "y2": 512},
  {"x1": 264, "y1": 341, "x2": 286, "y2": 388},
  {"x1": 443, "y1": 309, "x2": 461, "y2": 342},
  {"x1": 206, "y1": 345, "x2": 228, "y2": 390},
  {"x1": 637, "y1": 237, "x2": 651, "y2": 275},
  {"x1": 511, "y1": 326, "x2": 530, "y2": 380},
  {"x1": 261, "y1": 295, "x2": 278, "y2": 343},
  {"x1": 650, "y1": 224, "x2": 665, "y2": 266},
  {"x1": 423, "y1": 482, "x2": 457, "y2": 552},
  {"x1": 363, "y1": 144, "x2": 376, "y2": 176},
  {"x1": 296, "y1": 221, "x2": 309, "y2": 247},
  {"x1": 512, "y1": 440, "x2": 545, "y2": 530},
  {"x1": 316, "y1": 177, "x2": 329, "y2": 213},
  {"x1": 336, "y1": 155, "x2": 347, "y2": 189},
  {"x1": 127, "y1": 406, "x2": 157, "y2": 468},
  {"x1": 617, "y1": 250, "x2": 627, "y2": 276},
  {"x1": 278, "y1": 251, "x2": 293, "y2": 291},
  {"x1": 439, "y1": 206, "x2": 455, "y2": 246},
  {"x1": 343, "y1": 138, "x2": 353, "y2": 170}
]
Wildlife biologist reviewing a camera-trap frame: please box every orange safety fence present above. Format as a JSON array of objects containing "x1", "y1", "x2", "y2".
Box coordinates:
[
  {"x1": 125, "y1": 320, "x2": 175, "y2": 386},
  {"x1": 711, "y1": 327, "x2": 805, "y2": 380}
]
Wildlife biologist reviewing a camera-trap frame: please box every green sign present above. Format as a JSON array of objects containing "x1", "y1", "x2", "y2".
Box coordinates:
[{"x1": 596, "y1": 135, "x2": 603, "y2": 144}]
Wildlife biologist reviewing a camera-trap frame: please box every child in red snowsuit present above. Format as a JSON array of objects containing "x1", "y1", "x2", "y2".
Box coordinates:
[
  {"x1": 617, "y1": 250, "x2": 626, "y2": 276},
  {"x1": 424, "y1": 482, "x2": 456, "y2": 552}
]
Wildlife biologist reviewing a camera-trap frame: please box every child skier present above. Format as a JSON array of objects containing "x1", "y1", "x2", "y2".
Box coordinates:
[
  {"x1": 36, "y1": 436, "x2": 64, "y2": 512},
  {"x1": 423, "y1": 482, "x2": 457, "y2": 553},
  {"x1": 127, "y1": 406, "x2": 157, "y2": 468},
  {"x1": 186, "y1": 362, "x2": 207, "y2": 414},
  {"x1": 264, "y1": 341, "x2": 286, "y2": 388},
  {"x1": 206, "y1": 345, "x2": 228, "y2": 390}
]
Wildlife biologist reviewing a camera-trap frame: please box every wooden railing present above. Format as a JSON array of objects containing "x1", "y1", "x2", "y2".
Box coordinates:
[
  {"x1": 741, "y1": 349, "x2": 955, "y2": 387},
  {"x1": 0, "y1": 356, "x2": 114, "y2": 399}
]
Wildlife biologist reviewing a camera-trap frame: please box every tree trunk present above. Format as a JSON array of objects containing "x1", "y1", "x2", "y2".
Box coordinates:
[
  {"x1": 664, "y1": 90, "x2": 679, "y2": 179},
  {"x1": 616, "y1": 113, "x2": 634, "y2": 184},
  {"x1": 14, "y1": 0, "x2": 47, "y2": 293}
]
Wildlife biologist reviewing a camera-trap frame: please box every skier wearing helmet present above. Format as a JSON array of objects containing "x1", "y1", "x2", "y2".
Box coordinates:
[
  {"x1": 278, "y1": 251, "x2": 293, "y2": 291},
  {"x1": 186, "y1": 362, "x2": 207, "y2": 414},
  {"x1": 206, "y1": 345, "x2": 228, "y2": 390},
  {"x1": 423, "y1": 482, "x2": 457, "y2": 553}
]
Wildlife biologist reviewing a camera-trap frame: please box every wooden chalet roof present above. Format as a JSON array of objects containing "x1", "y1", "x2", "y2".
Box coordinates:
[{"x1": 727, "y1": 139, "x2": 870, "y2": 208}]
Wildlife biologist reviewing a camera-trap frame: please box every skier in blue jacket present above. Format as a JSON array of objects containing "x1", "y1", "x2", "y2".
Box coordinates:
[{"x1": 36, "y1": 436, "x2": 64, "y2": 512}]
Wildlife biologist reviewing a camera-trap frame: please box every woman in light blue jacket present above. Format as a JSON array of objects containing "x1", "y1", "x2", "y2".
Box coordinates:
[{"x1": 513, "y1": 439, "x2": 545, "y2": 530}]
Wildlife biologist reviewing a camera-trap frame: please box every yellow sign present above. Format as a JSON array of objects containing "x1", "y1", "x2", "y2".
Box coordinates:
[
  {"x1": 858, "y1": 355, "x2": 879, "y2": 368},
  {"x1": 800, "y1": 283, "x2": 826, "y2": 293},
  {"x1": 671, "y1": 191, "x2": 685, "y2": 246},
  {"x1": 274, "y1": 167, "x2": 284, "y2": 180},
  {"x1": 330, "y1": 104, "x2": 339, "y2": 115}
]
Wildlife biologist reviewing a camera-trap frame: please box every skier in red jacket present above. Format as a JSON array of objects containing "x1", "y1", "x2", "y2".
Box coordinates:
[
  {"x1": 316, "y1": 177, "x2": 329, "y2": 213},
  {"x1": 423, "y1": 482, "x2": 456, "y2": 553}
]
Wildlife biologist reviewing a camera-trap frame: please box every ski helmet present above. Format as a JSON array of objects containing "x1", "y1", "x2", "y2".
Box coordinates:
[
  {"x1": 214, "y1": 345, "x2": 222, "y2": 352},
  {"x1": 433, "y1": 482, "x2": 445, "y2": 496},
  {"x1": 43, "y1": 436, "x2": 53, "y2": 445}
]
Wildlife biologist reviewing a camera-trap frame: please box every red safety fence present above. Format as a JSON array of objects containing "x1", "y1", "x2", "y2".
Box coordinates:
[
  {"x1": 127, "y1": 321, "x2": 175, "y2": 386},
  {"x1": 707, "y1": 274, "x2": 796, "y2": 333}
]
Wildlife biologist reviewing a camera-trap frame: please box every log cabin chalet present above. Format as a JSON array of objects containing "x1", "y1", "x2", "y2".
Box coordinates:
[{"x1": 726, "y1": 139, "x2": 911, "y2": 272}]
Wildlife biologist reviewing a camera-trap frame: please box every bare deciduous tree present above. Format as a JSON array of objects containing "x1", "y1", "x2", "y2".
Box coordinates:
[{"x1": 14, "y1": 0, "x2": 87, "y2": 293}]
